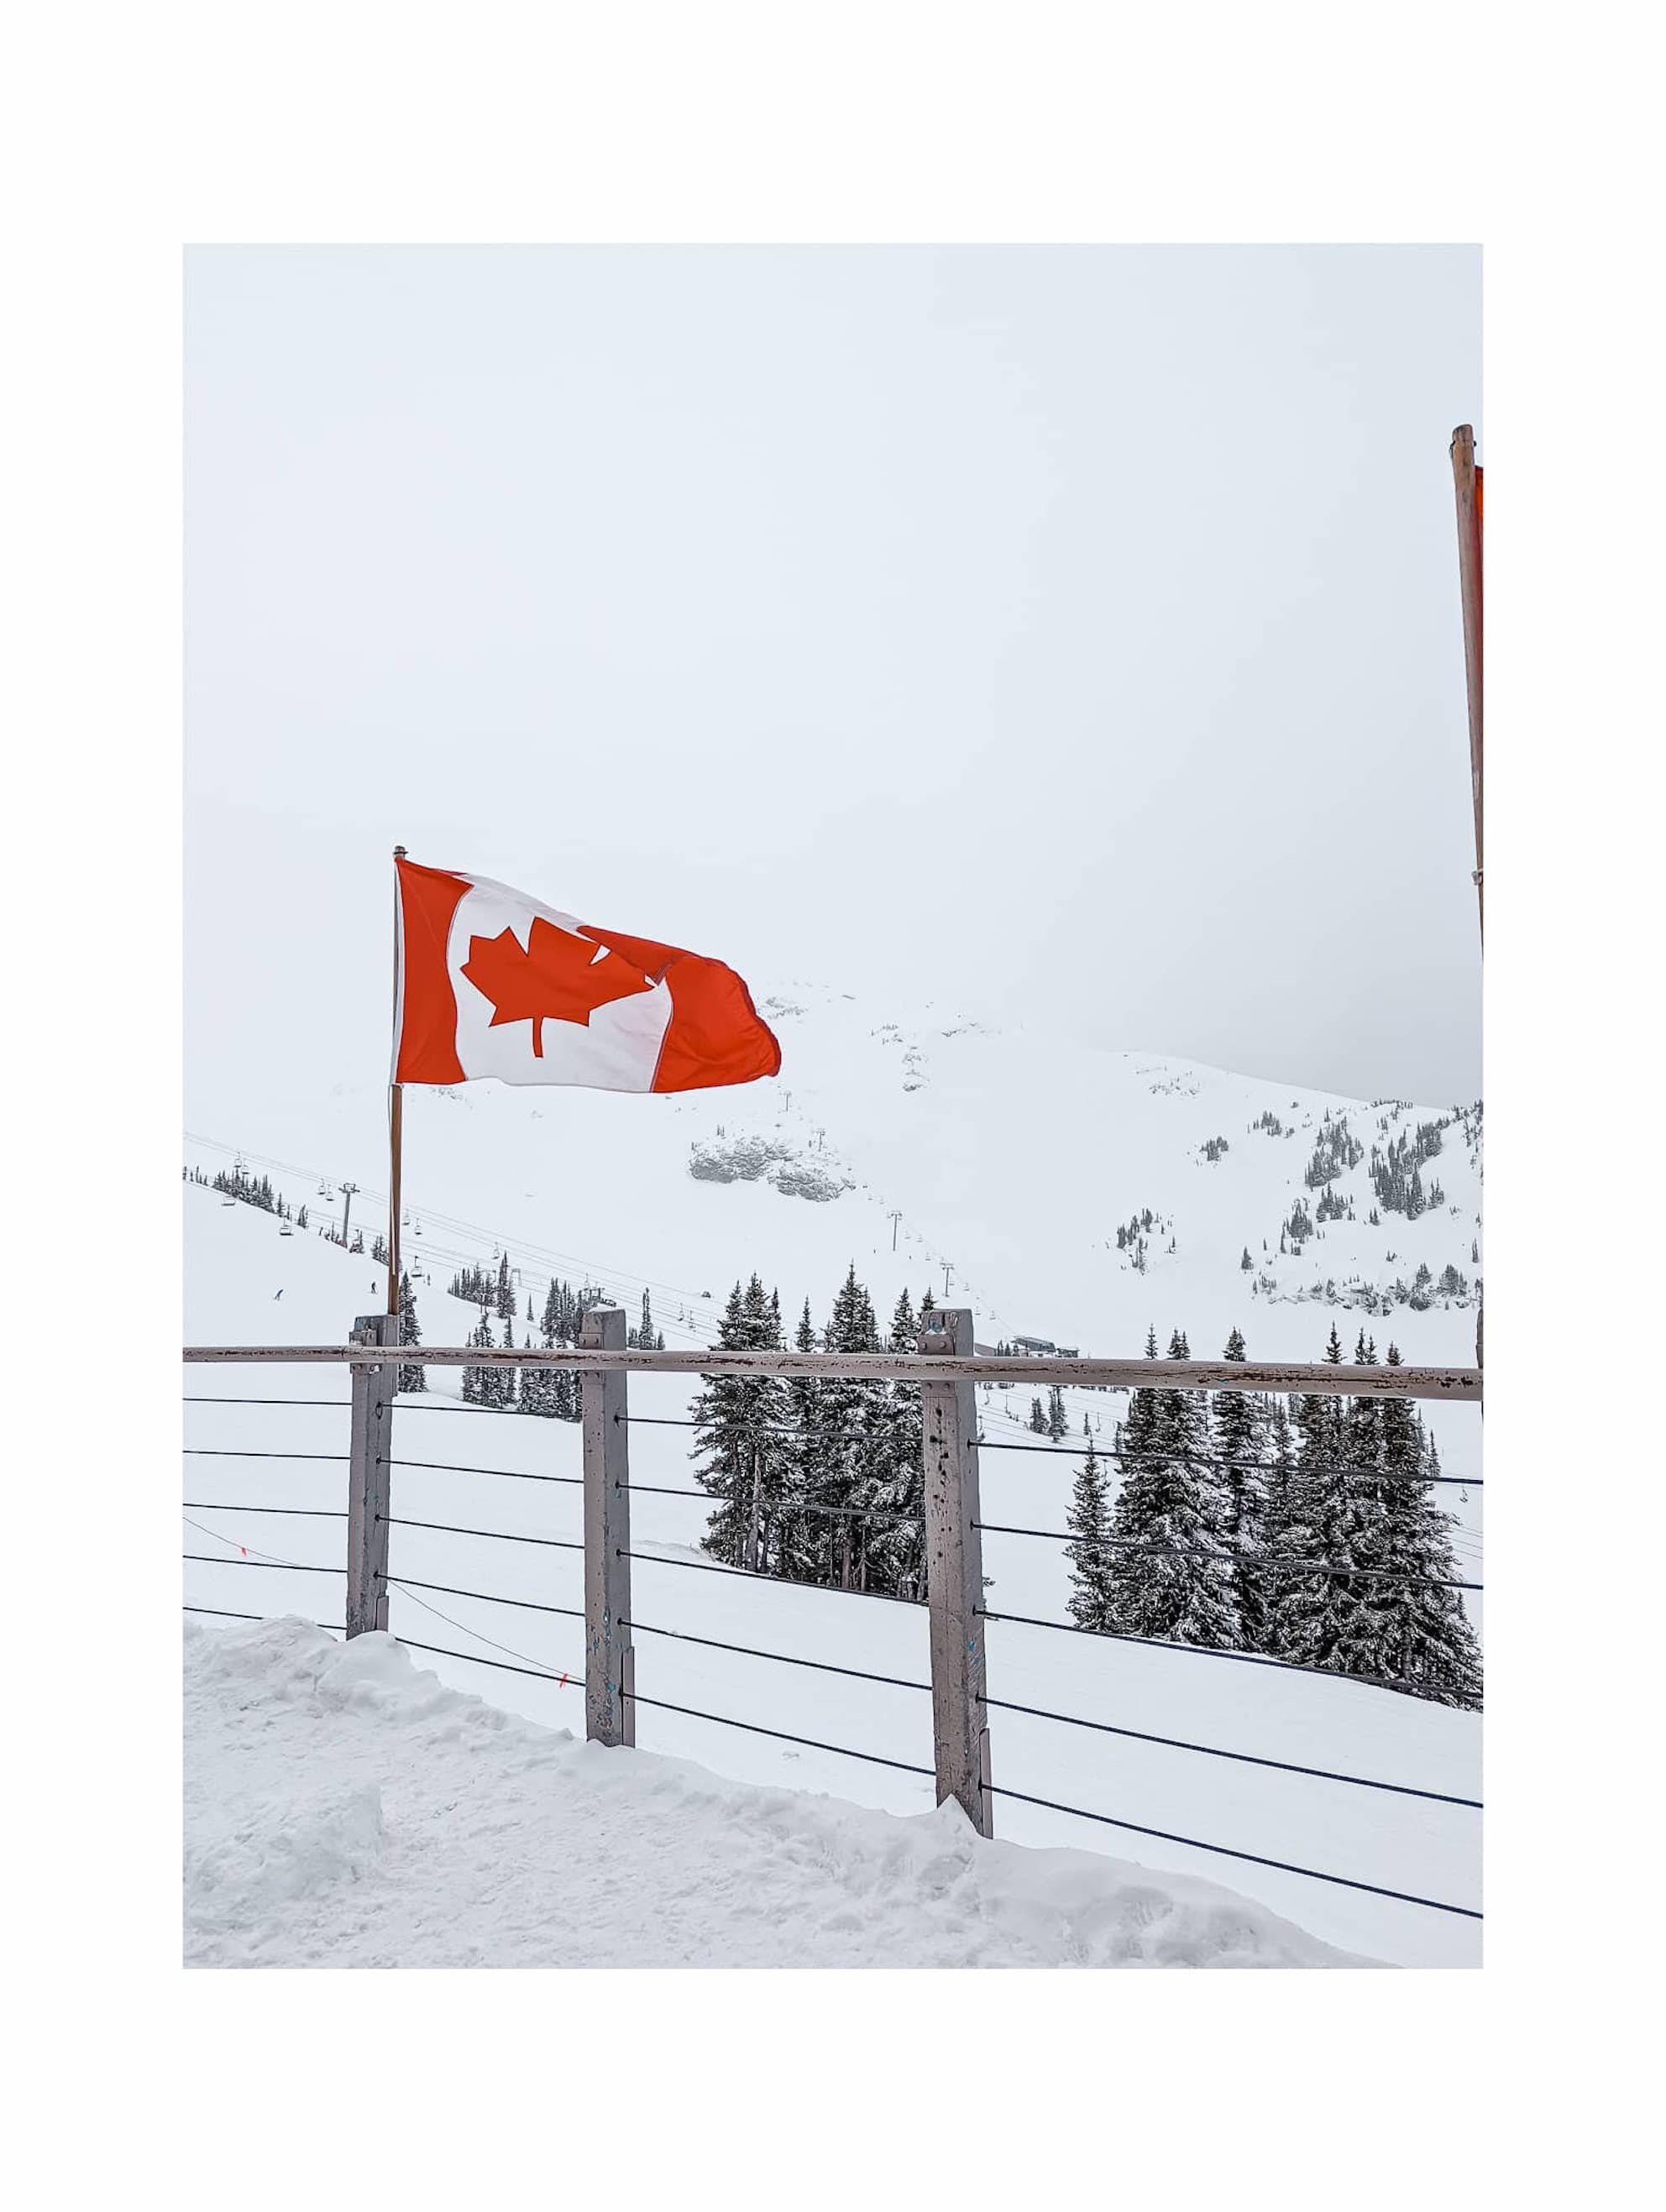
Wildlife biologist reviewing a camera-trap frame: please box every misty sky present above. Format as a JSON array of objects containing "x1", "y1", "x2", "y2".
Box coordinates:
[{"x1": 185, "y1": 245, "x2": 1480, "y2": 1117}]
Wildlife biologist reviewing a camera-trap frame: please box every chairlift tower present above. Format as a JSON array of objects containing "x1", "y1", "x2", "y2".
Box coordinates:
[{"x1": 339, "y1": 1180, "x2": 359, "y2": 1249}]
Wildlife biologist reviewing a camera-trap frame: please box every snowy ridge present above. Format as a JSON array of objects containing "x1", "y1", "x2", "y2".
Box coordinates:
[{"x1": 186, "y1": 975, "x2": 1484, "y2": 1375}]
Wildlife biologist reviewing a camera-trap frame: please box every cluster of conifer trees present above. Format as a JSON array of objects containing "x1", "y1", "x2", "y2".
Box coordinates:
[
  {"x1": 455, "y1": 1255, "x2": 662, "y2": 1415},
  {"x1": 693, "y1": 1267, "x2": 938, "y2": 1596},
  {"x1": 1064, "y1": 1323, "x2": 1482, "y2": 1707}
]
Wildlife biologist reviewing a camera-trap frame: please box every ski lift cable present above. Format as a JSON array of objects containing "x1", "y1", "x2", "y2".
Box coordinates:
[{"x1": 186, "y1": 1128, "x2": 725, "y2": 1319}]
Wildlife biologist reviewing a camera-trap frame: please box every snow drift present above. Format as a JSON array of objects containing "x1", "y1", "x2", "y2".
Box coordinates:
[{"x1": 184, "y1": 1617, "x2": 1370, "y2": 1969}]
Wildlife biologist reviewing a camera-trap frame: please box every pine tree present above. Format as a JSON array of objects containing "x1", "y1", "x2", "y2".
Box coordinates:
[
  {"x1": 815, "y1": 1264, "x2": 887, "y2": 1588},
  {"x1": 1105, "y1": 1329, "x2": 1239, "y2": 1646},
  {"x1": 774, "y1": 1299, "x2": 824, "y2": 1582},
  {"x1": 1046, "y1": 1384, "x2": 1068, "y2": 1442},
  {"x1": 1066, "y1": 1435, "x2": 1113, "y2": 1630},
  {"x1": 1268, "y1": 1324, "x2": 1382, "y2": 1677},
  {"x1": 1370, "y1": 1348, "x2": 1484, "y2": 1707},
  {"x1": 1029, "y1": 1395, "x2": 1046, "y2": 1435},
  {"x1": 693, "y1": 1278, "x2": 792, "y2": 1573},
  {"x1": 1212, "y1": 1326, "x2": 1271, "y2": 1647},
  {"x1": 496, "y1": 1253, "x2": 515, "y2": 1324},
  {"x1": 632, "y1": 1288, "x2": 663, "y2": 1352},
  {"x1": 856, "y1": 1288, "x2": 927, "y2": 1598},
  {"x1": 462, "y1": 1304, "x2": 495, "y2": 1405},
  {"x1": 396, "y1": 1269, "x2": 426, "y2": 1394}
]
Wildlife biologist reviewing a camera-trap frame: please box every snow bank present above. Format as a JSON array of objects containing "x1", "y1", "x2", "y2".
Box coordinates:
[{"x1": 185, "y1": 1618, "x2": 1371, "y2": 1969}]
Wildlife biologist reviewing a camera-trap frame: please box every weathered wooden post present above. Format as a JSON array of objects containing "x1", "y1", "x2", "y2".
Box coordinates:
[
  {"x1": 345, "y1": 1310, "x2": 398, "y2": 1637},
  {"x1": 919, "y1": 1305, "x2": 992, "y2": 1836},
  {"x1": 580, "y1": 1305, "x2": 634, "y2": 1747}
]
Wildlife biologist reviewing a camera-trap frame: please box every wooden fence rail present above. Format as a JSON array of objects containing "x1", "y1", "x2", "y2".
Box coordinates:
[
  {"x1": 181, "y1": 1343, "x2": 1481, "y2": 1401},
  {"x1": 183, "y1": 1316, "x2": 1481, "y2": 1838}
]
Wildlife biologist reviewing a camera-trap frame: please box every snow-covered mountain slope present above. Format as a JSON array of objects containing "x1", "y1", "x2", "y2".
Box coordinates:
[
  {"x1": 186, "y1": 976, "x2": 1484, "y2": 1369},
  {"x1": 186, "y1": 1615, "x2": 1369, "y2": 1969},
  {"x1": 183, "y1": 1181, "x2": 1483, "y2": 1967}
]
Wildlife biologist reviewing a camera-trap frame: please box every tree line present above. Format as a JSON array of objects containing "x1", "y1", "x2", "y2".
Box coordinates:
[
  {"x1": 693, "y1": 1266, "x2": 939, "y2": 1598},
  {"x1": 691, "y1": 1279, "x2": 1480, "y2": 1709},
  {"x1": 1065, "y1": 1322, "x2": 1482, "y2": 1707},
  {"x1": 453, "y1": 1253, "x2": 663, "y2": 1414}
]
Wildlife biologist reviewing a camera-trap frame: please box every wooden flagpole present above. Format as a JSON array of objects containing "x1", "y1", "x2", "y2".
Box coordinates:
[
  {"x1": 388, "y1": 845, "x2": 406, "y2": 1317},
  {"x1": 1450, "y1": 425, "x2": 1483, "y2": 943}
]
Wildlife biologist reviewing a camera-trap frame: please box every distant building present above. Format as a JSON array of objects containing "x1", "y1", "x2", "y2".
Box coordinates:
[{"x1": 1012, "y1": 1334, "x2": 1057, "y2": 1355}]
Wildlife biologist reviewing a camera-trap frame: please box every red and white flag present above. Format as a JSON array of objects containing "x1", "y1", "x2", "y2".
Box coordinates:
[{"x1": 394, "y1": 858, "x2": 781, "y2": 1095}]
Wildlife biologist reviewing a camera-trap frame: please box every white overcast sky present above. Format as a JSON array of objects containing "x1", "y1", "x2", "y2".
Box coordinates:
[{"x1": 185, "y1": 245, "x2": 1480, "y2": 1119}]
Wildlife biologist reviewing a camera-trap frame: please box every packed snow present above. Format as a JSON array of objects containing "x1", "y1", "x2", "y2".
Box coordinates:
[{"x1": 185, "y1": 1614, "x2": 1370, "y2": 1969}]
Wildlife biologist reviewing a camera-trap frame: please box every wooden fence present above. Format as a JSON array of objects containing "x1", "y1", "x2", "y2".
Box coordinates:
[{"x1": 185, "y1": 1312, "x2": 1480, "y2": 1839}]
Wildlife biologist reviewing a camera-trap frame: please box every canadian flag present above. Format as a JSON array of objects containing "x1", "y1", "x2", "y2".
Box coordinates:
[{"x1": 394, "y1": 857, "x2": 781, "y2": 1095}]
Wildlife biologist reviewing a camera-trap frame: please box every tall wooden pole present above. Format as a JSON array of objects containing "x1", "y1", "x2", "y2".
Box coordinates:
[
  {"x1": 388, "y1": 845, "x2": 406, "y2": 1317},
  {"x1": 1450, "y1": 425, "x2": 1484, "y2": 943}
]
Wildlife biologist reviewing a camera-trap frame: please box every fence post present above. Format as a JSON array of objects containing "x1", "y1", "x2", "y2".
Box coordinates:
[
  {"x1": 345, "y1": 1310, "x2": 397, "y2": 1637},
  {"x1": 919, "y1": 1305, "x2": 992, "y2": 1837},
  {"x1": 580, "y1": 1305, "x2": 634, "y2": 1747}
]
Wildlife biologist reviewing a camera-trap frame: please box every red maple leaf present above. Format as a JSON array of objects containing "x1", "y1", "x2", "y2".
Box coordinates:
[{"x1": 460, "y1": 918, "x2": 652, "y2": 1056}]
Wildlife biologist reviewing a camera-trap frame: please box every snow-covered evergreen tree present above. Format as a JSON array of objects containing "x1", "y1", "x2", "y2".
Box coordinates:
[
  {"x1": 1046, "y1": 1384, "x2": 1068, "y2": 1442},
  {"x1": 492, "y1": 1317, "x2": 517, "y2": 1409},
  {"x1": 1212, "y1": 1326, "x2": 1270, "y2": 1646},
  {"x1": 1104, "y1": 1329, "x2": 1239, "y2": 1646},
  {"x1": 396, "y1": 1269, "x2": 426, "y2": 1394},
  {"x1": 1268, "y1": 1324, "x2": 1387, "y2": 1679},
  {"x1": 773, "y1": 1298, "x2": 824, "y2": 1583},
  {"x1": 814, "y1": 1264, "x2": 888, "y2": 1588},
  {"x1": 854, "y1": 1288, "x2": 927, "y2": 1598},
  {"x1": 694, "y1": 1277, "x2": 793, "y2": 1573},
  {"x1": 1066, "y1": 1435, "x2": 1113, "y2": 1630},
  {"x1": 461, "y1": 1304, "x2": 495, "y2": 1405},
  {"x1": 1370, "y1": 1347, "x2": 1485, "y2": 1707}
]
